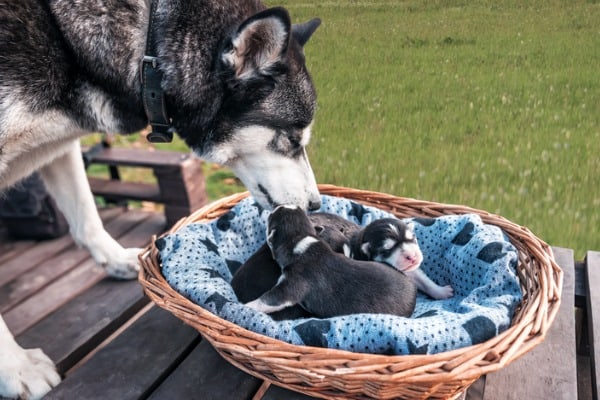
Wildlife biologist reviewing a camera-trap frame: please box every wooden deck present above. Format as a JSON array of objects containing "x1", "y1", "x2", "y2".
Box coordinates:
[{"x1": 0, "y1": 204, "x2": 597, "y2": 399}]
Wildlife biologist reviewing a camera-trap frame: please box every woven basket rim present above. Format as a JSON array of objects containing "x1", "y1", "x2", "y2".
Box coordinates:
[{"x1": 139, "y1": 184, "x2": 563, "y2": 398}]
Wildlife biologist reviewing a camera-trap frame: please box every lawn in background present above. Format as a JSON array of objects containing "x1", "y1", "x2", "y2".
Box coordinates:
[{"x1": 272, "y1": 0, "x2": 599, "y2": 259}]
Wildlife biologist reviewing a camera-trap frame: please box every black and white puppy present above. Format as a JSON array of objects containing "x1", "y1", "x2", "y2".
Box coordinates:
[
  {"x1": 244, "y1": 206, "x2": 417, "y2": 318},
  {"x1": 349, "y1": 218, "x2": 454, "y2": 300},
  {"x1": 232, "y1": 213, "x2": 359, "y2": 319}
]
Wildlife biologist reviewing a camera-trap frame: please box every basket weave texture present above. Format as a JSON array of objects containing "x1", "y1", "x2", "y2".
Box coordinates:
[{"x1": 139, "y1": 184, "x2": 563, "y2": 400}]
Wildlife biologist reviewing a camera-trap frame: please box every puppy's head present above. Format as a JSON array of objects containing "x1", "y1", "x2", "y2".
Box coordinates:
[
  {"x1": 355, "y1": 219, "x2": 423, "y2": 272},
  {"x1": 266, "y1": 205, "x2": 318, "y2": 266}
]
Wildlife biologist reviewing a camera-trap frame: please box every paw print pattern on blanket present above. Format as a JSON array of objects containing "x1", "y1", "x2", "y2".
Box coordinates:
[{"x1": 158, "y1": 195, "x2": 522, "y2": 355}]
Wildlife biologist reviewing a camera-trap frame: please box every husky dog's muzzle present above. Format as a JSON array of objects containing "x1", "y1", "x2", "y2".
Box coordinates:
[
  {"x1": 241, "y1": 148, "x2": 321, "y2": 211},
  {"x1": 199, "y1": 125, "x2": 321, "y2": 211}
]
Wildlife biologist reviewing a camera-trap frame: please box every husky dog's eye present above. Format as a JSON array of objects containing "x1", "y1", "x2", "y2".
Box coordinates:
[
  {"x1": 288, "y1": 133, "x2": 302, "y2": 148},
  {"x1": 268, "y1": 129, "x2": 304, "y2": 158}
]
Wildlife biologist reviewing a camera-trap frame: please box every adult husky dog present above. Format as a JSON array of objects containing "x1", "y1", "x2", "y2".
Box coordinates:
[{"x1": 0, "y1": 0, "x2": 321, "y2": 398}]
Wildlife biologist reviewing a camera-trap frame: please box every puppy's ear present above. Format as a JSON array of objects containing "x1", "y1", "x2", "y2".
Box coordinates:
[
  {"x1": 222, "y1": 7, "x2": 291, "y2": 81},
  {"x1": 405, "y1": 222, "x2": 416, "y2": 241},
  {"x1": 342, "y1": 243, "x2": 352, "y2": 258},
  {"x1": 360, "y1": 242, "x2": 371, "y2": 257},
  {"x1": 267, "y1": 228, "x2": 277, "y2": 248}
]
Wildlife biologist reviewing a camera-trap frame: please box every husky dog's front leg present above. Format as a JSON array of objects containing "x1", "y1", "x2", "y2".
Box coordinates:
[
  {"x1": 39, "y1": 140, "x2": 141, "y2": 279},
  {"x1": 0, "y1": 315, "x2": 60, "y2": 400}
]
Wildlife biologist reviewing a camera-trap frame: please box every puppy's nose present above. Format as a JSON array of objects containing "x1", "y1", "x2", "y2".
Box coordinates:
[
  {"x1": 405, "y1": 253, "x2": 419, "y2": 263},
  {"x1": 407, "y1": 251, "x2": 424, "y2": 265},
  {"x1": 308, "y1": 198, "x2": 321, "y2": 211}
]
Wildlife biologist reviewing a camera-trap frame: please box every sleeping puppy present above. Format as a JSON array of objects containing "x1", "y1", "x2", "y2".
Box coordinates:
[
  {"x1": 348, "y1": 218, "x2": 454, "y2": 300},
  {"x1": 232, "y1": 213, "x2": 359, "y2": 320},
  {"x1": 244, "y1": 206, "x2": 417, "y2": 318}
]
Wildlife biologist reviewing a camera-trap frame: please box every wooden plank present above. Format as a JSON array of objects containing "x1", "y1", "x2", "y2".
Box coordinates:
[
  {"x1": 44, "y1": 306, "x2": 199, "y2": 400},
  {"x1": 482, "y1": 247, "x2": 577, "y2": 400},
  {"x1": 82, "y1": 147, "x2": 194, "y2": 168},
  {"x1": 586, "y1": 250, "x2": 600, "y2": 400},
  {"x1": 0, "y1": 208, "x2": 150, "y2": 314},
  {"x1": 0, "y1": 207, "x2": 125, "y2": 287},
  {"x1": 89, "y1": 177, "x2": 162, "y2": 203},
  {"x1": 153, "y1": 164, "x2": 201, "y2": 204},
  {"x1": 3, "y1": 211, "x2": 163, "y2": 335},
  {"x1": 4, "y1": 258, "x2": 105, "y2": 335},
  {"x1": 0, "y1": 246, "x2": 89, "y2": 313},
  {"x1": 148, "y1": 340, "x2": 263, "y2": 400},
  {"x1": 0, "y1": 239, "x2": 36, "y2": 265},
  {"x1": 16, "y1": 278, "x2": 149, "y2": 373},
  {"x1": 0, "y1": 234, "x2": 80, "y2": 287}
]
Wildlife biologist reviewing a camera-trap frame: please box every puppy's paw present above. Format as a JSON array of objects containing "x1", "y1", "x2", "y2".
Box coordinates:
[
  {"x1": 245, "y1": 299, "x2": 266, "y2": 312},
  {"x1": 245, "y1": 298, "x2": 291, "y2": 314},
  {"x1": 431, "y1": 284, "x2": 454, "y2": 300},
  {"x1": 102, "y1": 247, "x2": 143, "y2": 280},
  {"x1": 0, "y1": 344, "x2": 61, "y2": 400}
]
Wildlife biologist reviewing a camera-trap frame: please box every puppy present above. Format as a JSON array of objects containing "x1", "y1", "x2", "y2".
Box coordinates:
[
  {"x1": 232, "y1": 212, "x2": 359, "y2": 319},
  {"x1": 349, "y1": 218, "x2": 454, "y2": 300},
  {"x1": 244, "y1": 206, "x2": 417, "y2": 318}
]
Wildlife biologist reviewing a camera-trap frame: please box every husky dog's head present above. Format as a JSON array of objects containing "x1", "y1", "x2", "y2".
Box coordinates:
[
  {"x1": 351, "y1": 219, "x2": 423, "y2": 272},
  {"x1": 192, "y1": 8, "x2": 322, "y2": 211}
]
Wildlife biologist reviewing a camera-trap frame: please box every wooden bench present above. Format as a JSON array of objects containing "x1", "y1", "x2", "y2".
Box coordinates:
[
  {"x1": 1, "y1": 211, "x2": 597, "y2": 400},
  {"x1": 83, "y1": 142, "x2": 207, "y2": 226}
]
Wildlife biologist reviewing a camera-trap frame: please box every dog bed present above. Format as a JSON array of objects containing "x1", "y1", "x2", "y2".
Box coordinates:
[{"x1": 156, "y1": 195, "x2": 522, "y2": 356}]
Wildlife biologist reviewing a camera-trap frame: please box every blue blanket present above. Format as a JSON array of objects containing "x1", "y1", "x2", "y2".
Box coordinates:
[{"x1": 157, "y1": 195, "x2": 522, "y2": 355}]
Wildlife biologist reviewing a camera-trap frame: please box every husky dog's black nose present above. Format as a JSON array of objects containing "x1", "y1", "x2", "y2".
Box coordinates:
[{"x1": 308, "y1": 199, "x2": 321, "y2": 211}]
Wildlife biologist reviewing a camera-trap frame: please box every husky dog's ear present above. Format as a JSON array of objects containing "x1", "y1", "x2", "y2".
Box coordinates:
[
  {"x1": 222, "y1": 7, "x2": 291, "y2": 81},
  {"x1": 292, "y1": 18, "x2": 321, "y2": 47}
]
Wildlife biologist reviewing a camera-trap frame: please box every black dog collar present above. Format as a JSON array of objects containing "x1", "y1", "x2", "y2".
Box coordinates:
[{"x1": 141, "y1": 0, "x2": 174, "y2": 143}]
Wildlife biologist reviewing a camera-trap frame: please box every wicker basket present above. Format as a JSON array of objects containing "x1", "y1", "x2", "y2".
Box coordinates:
[{"x1": 139, "y1": 184, "x2": 562, "y2": 400}]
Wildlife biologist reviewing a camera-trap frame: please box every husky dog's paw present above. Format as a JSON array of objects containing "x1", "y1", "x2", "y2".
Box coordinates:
[
  {"x1": 83, "y1": 231, "x2": 141, "y2": 280},
  {"x1": 431, "y1": 284, "x2": 454, "y2": 300},
  {"x1": 0, "y1": 344, "x2": 61, "y2": 400},
  {"x1": 101, "y1": 247, "x2": 143, "y2": 280}
]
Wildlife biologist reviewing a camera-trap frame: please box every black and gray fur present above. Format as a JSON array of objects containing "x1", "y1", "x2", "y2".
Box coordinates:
[
  {"x1": 349, "y1": 218, "x2": 423, "y2": 271},
  {"x1": 0, "y1": 1, "x2": 322, "y2": 210},
  {"x1": 245, "y1": 206, "x2": 417, "y2": 318},
  {"x1": 232, "y1": 212, "x2": 359, "y2": 320},
  {"x1": 350, "y1": 218, "x2": 454, "y2": 300}
]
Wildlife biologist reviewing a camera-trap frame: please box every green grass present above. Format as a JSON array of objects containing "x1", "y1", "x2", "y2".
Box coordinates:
[
  {"x1": 271, "y1": 0, "x2": 599, "y2": 258},
  {"x1": 86, "y1": 0, "x2": 599, "y2": 259}
]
